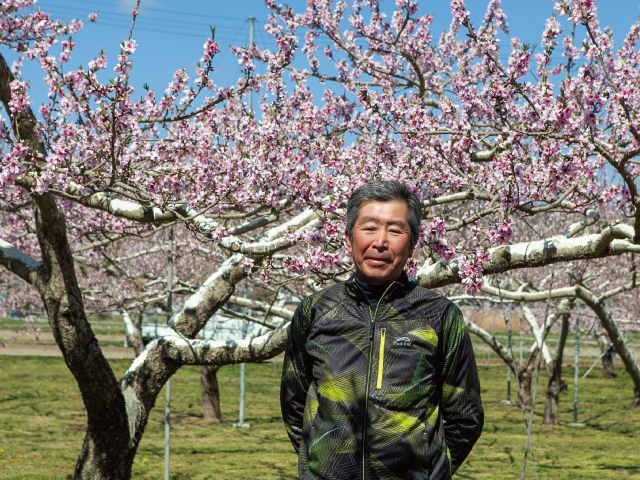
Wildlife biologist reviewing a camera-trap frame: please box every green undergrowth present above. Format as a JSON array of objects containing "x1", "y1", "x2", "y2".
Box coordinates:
[{"x1": 0, "y1": 356, "x2": 638, "y2": 479}]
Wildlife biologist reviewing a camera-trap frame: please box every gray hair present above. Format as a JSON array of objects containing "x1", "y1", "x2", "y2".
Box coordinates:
[{"x1": 346, "y1": 180, "x2": 422, "y2": 248}]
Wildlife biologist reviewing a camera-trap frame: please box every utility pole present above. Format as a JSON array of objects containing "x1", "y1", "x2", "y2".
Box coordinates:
[
  {"x1": 164, "y1": 226, "x2": 174, "y2": 479},
  {"x1": 248, "y1": 16, "x2": 255, "y2": 111}
]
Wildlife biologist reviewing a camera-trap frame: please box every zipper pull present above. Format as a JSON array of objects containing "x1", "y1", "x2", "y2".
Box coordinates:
[{"x1": 370, "y1": 320, "x2": 375, "y2": 340}]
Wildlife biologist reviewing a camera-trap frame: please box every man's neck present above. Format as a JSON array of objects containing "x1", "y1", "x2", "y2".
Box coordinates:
[{"x1": 354, "y1": 274, "x2": 398, "y2": 300}]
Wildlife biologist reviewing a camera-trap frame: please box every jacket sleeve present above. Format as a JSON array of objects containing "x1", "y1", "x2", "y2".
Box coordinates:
[
  {"x1": 280, "y1": 298, "x2": 314, "y2": 453},
  {"x1": 439, "y1": 303, "x2": 484, "y2": 473}
]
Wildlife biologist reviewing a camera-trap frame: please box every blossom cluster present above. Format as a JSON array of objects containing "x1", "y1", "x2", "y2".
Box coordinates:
[{"x1": 1, "y1": 0, "x2": 640, "y2": 299}]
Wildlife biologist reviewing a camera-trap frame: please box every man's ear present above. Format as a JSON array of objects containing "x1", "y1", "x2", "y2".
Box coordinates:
[{"x1": 345, "y1": 230, "x2": 352, "y2": 254}]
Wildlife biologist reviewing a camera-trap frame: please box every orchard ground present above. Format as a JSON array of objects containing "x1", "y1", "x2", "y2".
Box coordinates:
[{"x1": 0, "y1": 320, "x2": 639, "y2": 479}]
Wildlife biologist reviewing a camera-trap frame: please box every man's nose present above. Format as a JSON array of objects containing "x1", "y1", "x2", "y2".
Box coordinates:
[{"x1": 371, "y1": 229, "x2": 389, "y2": 249}]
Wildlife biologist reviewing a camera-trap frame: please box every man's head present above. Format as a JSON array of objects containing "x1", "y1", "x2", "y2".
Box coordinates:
[{"x1": 345, "y1": 181, "x2": 422, "y2": 285}]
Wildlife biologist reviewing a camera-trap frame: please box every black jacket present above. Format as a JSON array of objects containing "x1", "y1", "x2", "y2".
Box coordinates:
[{"x1": 281, "y1": 273, "x2": 484, "y2": 479}]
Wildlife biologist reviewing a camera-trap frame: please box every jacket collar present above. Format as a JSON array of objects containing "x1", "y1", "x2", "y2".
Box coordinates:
[{"x1": 345, "y1": 271, "x2": 409, "y2": 299}]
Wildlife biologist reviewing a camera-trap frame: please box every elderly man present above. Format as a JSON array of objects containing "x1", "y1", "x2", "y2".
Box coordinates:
[{"x1": 281, "y1": 181, "x2": 483, "y2": 480}]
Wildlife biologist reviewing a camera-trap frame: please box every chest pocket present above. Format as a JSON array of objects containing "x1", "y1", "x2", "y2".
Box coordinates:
[{"x1": 371, "y1": 322, "x2": 439, "y2": 410}]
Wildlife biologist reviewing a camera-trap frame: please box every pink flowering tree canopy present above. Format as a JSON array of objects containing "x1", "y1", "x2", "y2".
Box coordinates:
[{"x1": 2, "y1": 0, "x2": 640, "y2": 477}]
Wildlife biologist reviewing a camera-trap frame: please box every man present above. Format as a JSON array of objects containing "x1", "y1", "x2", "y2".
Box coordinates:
[{"x1": 281, "y1": 181, "x2": 484, "y2": 479}]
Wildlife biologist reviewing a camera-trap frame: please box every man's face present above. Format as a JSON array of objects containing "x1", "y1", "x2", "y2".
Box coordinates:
[{"x1": 346, "y1": 200, "x2": 414, "y2": 285}]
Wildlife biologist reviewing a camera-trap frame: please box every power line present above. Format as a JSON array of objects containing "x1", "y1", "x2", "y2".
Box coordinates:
[
  {"x1": 37, "y1": 0, "x2": 249, "y2": 23},
  {"x1": 35, "y1": 3, "x2": 588, "y2": 70},
  {"x1": 38, "y1": 4, "x2": 245, "y2": 35},
  {"x1": 85, "y1": 20, "x2": 222, "y2": 41}
]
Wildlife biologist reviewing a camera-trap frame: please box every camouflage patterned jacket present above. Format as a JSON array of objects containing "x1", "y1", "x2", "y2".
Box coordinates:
[{"x1": 280, "y1": 272, "x2": 484, "y2": 479}]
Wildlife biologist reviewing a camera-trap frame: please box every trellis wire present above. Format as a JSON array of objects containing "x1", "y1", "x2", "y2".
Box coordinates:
[
  {"x1": 494, "y1": 275, "x2": 538, "y2": 480},
  {"x1": 506, "y1": 304, "x2": 513, "y2": 402},
  {"x1": 573, "y1": 307, "x2": 581, "y2": 424},
  {"x1": 487, "y1": 311, "x2": 496, "y2": 366},
  {"x1": 522, "y1": 269, "x2": 557, "y2": 480}
]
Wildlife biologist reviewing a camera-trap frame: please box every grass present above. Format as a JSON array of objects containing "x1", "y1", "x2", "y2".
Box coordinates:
[
  {"x1": 0, "y1": 355, "x2": 638, "y2": 479},
  {"x1": 0, "y1": 316, "x2": 126, "y2": 336}
]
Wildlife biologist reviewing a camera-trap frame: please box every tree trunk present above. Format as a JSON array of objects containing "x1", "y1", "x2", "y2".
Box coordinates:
[
  {"x1": 596, "y1": 333, "x2": 617, "y2": 378},
  {"x1": 200, "y1": 364, "x2": 222, "y2": 421},
  {"x1": 633, "y1": 387, "x2": 640, "y2": 408},
  {"x1": 73, "y1": 421, "x2": 138, "y2": 479},
  {"x1": 32, "y1": 194, "x2": 141, "y2": 479},
  {"x1": 517, "y1": 350, "x2": 538, "y2": 407},
  {"x1": 543, "y1": 302, "x2": 573, "y2": 425}
]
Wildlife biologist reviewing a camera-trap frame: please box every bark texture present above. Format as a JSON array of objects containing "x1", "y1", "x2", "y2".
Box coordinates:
[
  {"x1": 200, "y1": 365, "x2": 222, "y2": 421},
  {"x1": 517, "y1": 350, "x2": 538, "y2": 407},
  {"x1": 596, "y1": 333, "x2": 617, "y2": 378},
  {"x1": 543, "y1": 303, "x2": 573, "y2": 425},
  {"x1": 34, "y1": 194, "x2": 138, "y2": 479},
  {"x1": 415, "y1": 223, "x2": 640, "y2": 290}
]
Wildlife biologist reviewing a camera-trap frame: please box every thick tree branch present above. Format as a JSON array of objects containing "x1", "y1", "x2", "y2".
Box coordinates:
[
  {"x1": 0, "y1": 53, "x2": 46, "y2": 159},
  {"x1": 220, "y1": 306, "x2": 280, "y2": 330},
  {"x1": 416, "y1": 225, "x2": 638, "y2": 289},
  {"x1": 0, "y1": 238, "x2": 43, "y2": 284},
  {"x1": 576, "y1": 286, "x2": 640, "y2": 402},
  {"x1": 227, "y1": 295, "x2": 294, "y2": 321},
  {"x1": 561, "y1": 209, "x2": 599, "y2": 237},
  {"x1": 463, "y1": 316, "x2": 514, "y2": 368},
  {"x1": 157, "y1": 323, "x2": 290, "y2": 366},
  {"x1": 166, "y1": 253, "x2": 246, "y2": 338}
]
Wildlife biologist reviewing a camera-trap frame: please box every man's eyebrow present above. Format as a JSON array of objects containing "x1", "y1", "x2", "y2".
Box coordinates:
[
  {"x1": 358, "y1": 216, "x2": 409, "y2": 228},
  {"x1": 387, "y1": 219, "x2": 410, "y2": 228}
]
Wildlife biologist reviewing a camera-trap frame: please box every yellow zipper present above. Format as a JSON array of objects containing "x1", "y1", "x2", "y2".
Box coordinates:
[{"x1": 376, "y1": 328, "x2": 386, "y2": 389}]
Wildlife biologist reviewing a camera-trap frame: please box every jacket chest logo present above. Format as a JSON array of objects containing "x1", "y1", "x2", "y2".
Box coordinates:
[{"x1": 392, "y1": 336, "x2": 411, "y2": 347}]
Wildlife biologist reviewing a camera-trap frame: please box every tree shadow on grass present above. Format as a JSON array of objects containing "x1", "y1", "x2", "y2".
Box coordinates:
[
  {"x1": 597, "y1": 464, "x2": 640, "y2": 474},
  {"x1": 454, "y1": 473, "x2": 475, "y2": 479},
  {"x1": 580, "y1": 408, "x2": 612, "y2": 424}
]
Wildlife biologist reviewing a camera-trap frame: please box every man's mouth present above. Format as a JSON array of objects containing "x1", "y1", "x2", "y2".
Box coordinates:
[{"x1": 365, "y1": 257, "x2": 392, "y2": 264}]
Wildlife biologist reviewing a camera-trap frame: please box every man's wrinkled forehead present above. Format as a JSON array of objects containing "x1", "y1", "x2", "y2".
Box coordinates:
[{"x1": 356, "y1": 200, "x2": 410, "y2": 224}]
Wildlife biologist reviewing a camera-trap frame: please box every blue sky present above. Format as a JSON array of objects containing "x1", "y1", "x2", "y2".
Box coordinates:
[{"x1": 4, "y1": 0, "x2": 640, "y2": 113}]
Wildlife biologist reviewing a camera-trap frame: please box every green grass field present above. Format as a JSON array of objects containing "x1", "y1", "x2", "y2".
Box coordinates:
[{"x1": 0, "y1": 355, "x2": 638, "y2": 479}]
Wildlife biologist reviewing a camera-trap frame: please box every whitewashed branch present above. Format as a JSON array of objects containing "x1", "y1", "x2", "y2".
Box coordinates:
[
  {"x1": 220, "y1": 306, "x2": 280, "y2": 330},
  {"x1": 124, "y1": 322, "x2": 290, "y2": 376},
  {"x1": 416, "y1": 225, "x2": 639, "y2": 289},
  {"x1": 561, "y1": 210, "x2": 599, "y2": 238},
  {"x1": 422, "y1": 190, "x2": 494, "y2": 209},
  {"x1": 227, "y1": 295, "x2": 294, "y2": 321},
  {"x1": 218, "y1": 208, "x2": 321, "y2": 255},
  {"x1": 167, "y1": 253, "x2": 246, "y2": 338},
  {"x1": 480, "y1": 285, "x2": 579, "y2": 302},
  {"x1": 463, "y1": 316, "x2": 514, "y2": 367},
  {"x1": 0, "y1": 238, "x2": 43, "y2": 285},
  {"x1": 521, "y1": 306, "x2": 552, "y2": 364}
]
